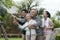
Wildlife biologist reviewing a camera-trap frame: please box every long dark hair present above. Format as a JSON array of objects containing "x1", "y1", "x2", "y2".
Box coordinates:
[{"x1": 45, "y1": 11, "x2": 51, "y2": 18}]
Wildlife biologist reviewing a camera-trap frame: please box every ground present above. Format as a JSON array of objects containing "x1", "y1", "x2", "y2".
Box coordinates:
[{"x1": 0, "y1": 38, "x2": 22, "y2": 40}]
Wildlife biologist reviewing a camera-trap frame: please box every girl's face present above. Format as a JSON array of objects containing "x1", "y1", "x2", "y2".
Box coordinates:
[
  {"x1": 25, "y1": 15, "x2": 31, "y2": 21},
  {"x1": 43, "y1": 11, "x2": 48, "y2": 18}
]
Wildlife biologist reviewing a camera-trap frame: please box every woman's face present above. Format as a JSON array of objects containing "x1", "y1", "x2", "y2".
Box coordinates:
[
  {"x1": 43, "y1": 11, "x2": 48, "y2": 18},
  {"x1": 25, "y1": 15, "x2": 31, "y2": 21}
]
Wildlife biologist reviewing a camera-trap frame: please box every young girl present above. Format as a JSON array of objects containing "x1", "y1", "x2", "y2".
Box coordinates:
[
  {"x1": 19, "y1": 14, "x2": 37, "y2": 40},
  {"x1": 42, "y1": 11, "x2": 54, "y2": 40}
]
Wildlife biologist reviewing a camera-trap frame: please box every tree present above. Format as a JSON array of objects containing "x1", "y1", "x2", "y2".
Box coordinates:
[
  {"x1": 0, "y1": 0, "x2": 13, "y2": 8},
  {"x1": 0, "y1": 4, "x2": 7, "y2": 18},
  {"x1": 50, "y1": 11, "x2": 60, "y2": 29},
  {"x1": 56, "y1": 11, "x2": 60, "y2": 16},
  {"x1": 3, "y1": 13, "x2": 15, "y2": 28},
  {"x1": 16, "y1": 0, "x2": 39, "y2": 13},
  {"x1": 38, "y1": 8, "x2": 45, "y2": 18},
  {"x1": 55, "y1": 11, "x2": 60, "y2": 23},
  {"x1": 51, "y1": 17, "x2": 60, "y2": 29},
  {"x1": 38, "y1": 8, "x2": 45, "y2": 15},
  {"x1": 0, "y1": 3, "x2": 8, "y2": 40},
  {"x1": 0, "y1": 0, "x2": 13, "y2": 40}
]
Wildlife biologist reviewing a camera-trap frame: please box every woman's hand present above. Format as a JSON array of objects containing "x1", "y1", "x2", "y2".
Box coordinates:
[{"x1": 49, "y1": 20, "x2": 54, "y2": 29}]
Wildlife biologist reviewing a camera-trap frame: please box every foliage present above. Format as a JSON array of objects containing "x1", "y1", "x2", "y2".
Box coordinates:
[
  {"x1": 51, "y1": 11, "x2": 60, "y2": 28},
  {"x1": 56, "y1": 11, "x2": 60, "y2": 16},
  {"x1": 17, "y1": 0, "x2": 39, "y2": 13},
  {"x1": 0, "y1": 0, "x2": 13, "y2": 8},
  {"x1": 55, "y1": 36, "x2": 60, "y2": 40},
  {"x1": 0, "y1": 4, "x2": 7, "y2": 21},
  {"x1": 0, "y1": 3, "x2": 15, "y2": 28},
  {"x1": 51, "y1": 17, "x2": 60, "y2": 28},
  {"x1": 3, "y1": 13, "x2": 15, "y2": 28},
  {"x1": 38, "y1": 8, "x2": 45, "y2": 18},
  {"x1": 56, "y1": 11, "x2": 60, "y2": 20},
  {"x1": 0, "y1": 0, "x2": 15, "y2": 28},
  {"x1": 38, "y1": 8, "x2": 45, "y2": 15}
]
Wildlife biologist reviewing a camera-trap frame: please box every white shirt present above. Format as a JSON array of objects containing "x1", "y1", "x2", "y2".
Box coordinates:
[
  {"x1": 20, "y1": 19, "x2": 37, "y2": 35},
  {"x1": 42, "y1": 18, "x2": 52, "y2": 28}
]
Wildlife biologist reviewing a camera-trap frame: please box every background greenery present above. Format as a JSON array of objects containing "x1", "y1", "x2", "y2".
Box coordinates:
[
  {"x1": 0, "y1": 0, "x2": 60, "y2": 29},
  {"x1": 0, "y1": 0, "x2": 60, "y2": 40},
  {"x1": 0, "y1": 38, "x2": 22, "y2": 40}
]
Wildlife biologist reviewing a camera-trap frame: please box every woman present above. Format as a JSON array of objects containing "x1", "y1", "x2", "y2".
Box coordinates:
[
  {"x1": 19, "y1": 14, "x2": 37, "y2": 40},
  {"x1": 42, "y1": 11, "x2": 54, "y2": 40}
]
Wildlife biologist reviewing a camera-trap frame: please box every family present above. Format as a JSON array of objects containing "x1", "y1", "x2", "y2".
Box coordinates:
[{"x1": 13, "y1": 8, "x2": 54, "y2": 40}]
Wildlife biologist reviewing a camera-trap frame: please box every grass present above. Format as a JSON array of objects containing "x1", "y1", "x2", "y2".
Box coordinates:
[
  {"x1": 0, "y1": 38, "x2": 22, "y2": 40},
  {"x1": 55, "y1": 36, "x2": 60, "y2": 40}
]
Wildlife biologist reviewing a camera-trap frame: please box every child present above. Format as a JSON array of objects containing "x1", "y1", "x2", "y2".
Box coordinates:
[{"x1": 19, "y1": 14, "x2": 37, "y2": 40}]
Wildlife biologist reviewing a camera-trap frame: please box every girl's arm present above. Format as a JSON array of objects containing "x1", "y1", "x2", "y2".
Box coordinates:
[{"x1": 19, "y1": 22, "x2": 28, "y2": 29}]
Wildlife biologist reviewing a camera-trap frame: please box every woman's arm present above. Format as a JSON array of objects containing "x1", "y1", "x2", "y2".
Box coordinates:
[{"x1": 48, "y1": 20, "x2": 54, "y2": 29}]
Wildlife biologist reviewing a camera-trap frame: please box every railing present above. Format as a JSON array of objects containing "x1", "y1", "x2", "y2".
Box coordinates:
[{"x1": 1, "y1": 34, "x2": 22, "y2": 37}]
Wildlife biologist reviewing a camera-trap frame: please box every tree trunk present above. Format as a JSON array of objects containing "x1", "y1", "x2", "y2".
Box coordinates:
[
  {"x1": 1, "y1": 25, "x2": 8, "y2": 40},
  {"x1": 0, "y1": 27, "x2": 1, "y2": 37}
]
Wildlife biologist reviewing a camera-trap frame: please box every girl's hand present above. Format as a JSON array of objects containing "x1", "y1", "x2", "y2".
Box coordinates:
[{"x1": 28, "y1": 25, "x2": 35, "y2": 29}]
